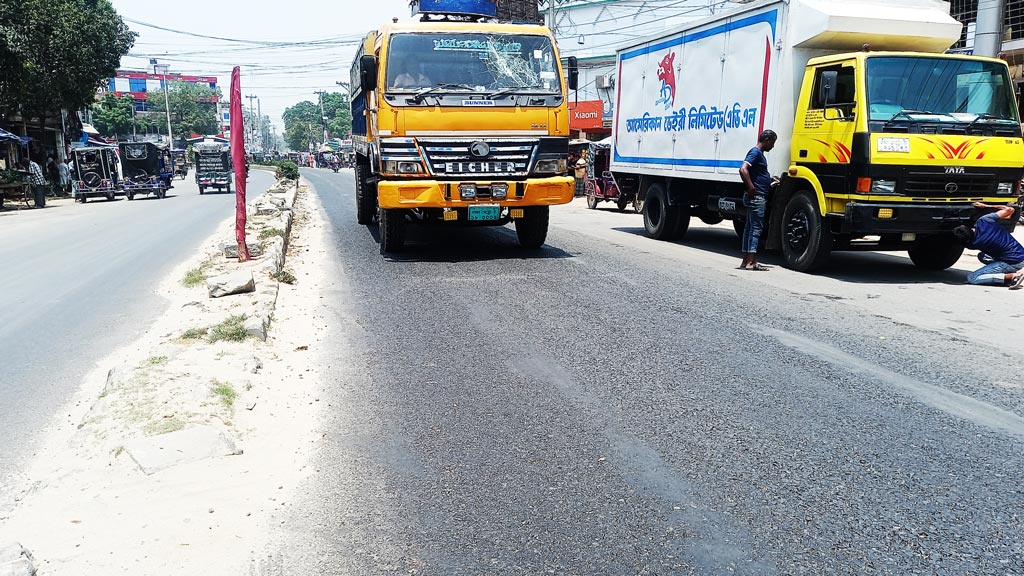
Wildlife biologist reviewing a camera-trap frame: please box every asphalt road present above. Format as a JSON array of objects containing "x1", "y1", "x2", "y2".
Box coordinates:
[
  {"x1": 0, "y1": 169, "x2": 273, "y2": 501},
  {"x1": 273, "y1": 168, "x2": 1024, "y2": 575}
]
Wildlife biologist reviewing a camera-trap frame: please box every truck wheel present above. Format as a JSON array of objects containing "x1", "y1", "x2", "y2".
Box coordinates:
[
  {"x1": 515, "y1": 206, "x2": 550, "y2": 248},
  {"x1": 616, "y1": 197, "x2": 629, "y2": 212},
  {"x1": 700, "y1": 214, "x2": 723, "y2": 225},
  {"x1": 642, "y1": 184, "x2": 680, "y2": 240},
  {"x1": 199, "y1": 186, "x2": 205, "y2": 195},
  {"x1": 632, "y1": 195, "x2": 644, "y2": 214},
  {"x1": 126, "y1": 193, "x2": 134, "y2": 201},
  {"x1": 908, "y1": 235, "x2": 965, "y2": 270},
  {"x1": 781, "y1": 191, "x2": 832, "y2": 272},
  {"x1": 379, "y1": 208, "x2": 406, "y2": 253},
  {"x1": 355, "y1": 165, "x2": 377, "y2": 225}
]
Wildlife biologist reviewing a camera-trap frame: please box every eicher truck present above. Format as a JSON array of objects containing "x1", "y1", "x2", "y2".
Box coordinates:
[
  {"x1": 350, "y1": 0, "x2": 577, "y2": 252},
  {"x1": 611, "y1": 0, "x2": 1024, "y2": 271}
]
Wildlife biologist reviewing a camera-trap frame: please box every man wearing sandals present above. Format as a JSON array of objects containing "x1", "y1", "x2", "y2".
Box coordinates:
[
  {"x1": 953, "y1": 202, "x2": 1024, "y2": 289},
  {"x1": 738, "y1": 130, "x2": 779, "y2": 271}
]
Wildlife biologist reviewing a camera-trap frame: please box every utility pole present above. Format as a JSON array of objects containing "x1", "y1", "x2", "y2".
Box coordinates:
[
  {"x1": 975, "y1": 0, "x2": 1006, "y2": 57},
  {"x1": 245, "y1": 94, "x2": 258, "y2": 151},
  {"x1": 256, "y1": 97, "x2": 263, "y2": 153},
  {"x1": 314, "y1": 90, "x2": 328, "y2": 143}
]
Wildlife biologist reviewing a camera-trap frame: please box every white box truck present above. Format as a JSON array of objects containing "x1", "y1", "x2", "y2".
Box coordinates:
[{"x1": 610, "y1": 0, "x2": 1024, "y2": 271}]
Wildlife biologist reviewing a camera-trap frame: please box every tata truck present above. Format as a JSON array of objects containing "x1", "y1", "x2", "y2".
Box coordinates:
[
  {"x1": 611, "y1": 0, "x2": 1024, "y2": 272},
  {"x1": 350, "y1": 0, "x2": 577, "y2": 252}
]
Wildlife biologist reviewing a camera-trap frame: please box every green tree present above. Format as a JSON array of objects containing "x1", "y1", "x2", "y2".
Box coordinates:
[
  {"x1": 147, "y1": 81, "x2": 221, "y2": 138},
  {"x1": 322, "y1": 92, "x2": 352, "y2": 139},
  {"x1": 91, "y1": 93, "x2": 137, "y2": 137},
  {"x1": 282, "y1": 100, "x2": 320, "y2": 152},
  {"x1": 0, "y1": 0, "x2": 136, "y2": 133}
]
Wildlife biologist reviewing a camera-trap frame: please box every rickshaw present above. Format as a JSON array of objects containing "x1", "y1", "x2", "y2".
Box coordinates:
[
  {"x1": 584, "y1": 141, "x2": 641, "y2": 213},
  {"x1": 194, "y1": 142, "x2": 232, "y2": 194},
  {"x1": 171, "y1": 149, "x2": 188, "y2": 180},
  {"x1": 119, "y1": 142, "x2": 169, "y2": 200},
  {"x1": 70, "y1": 146, "x2": 121, "y2": 203}
]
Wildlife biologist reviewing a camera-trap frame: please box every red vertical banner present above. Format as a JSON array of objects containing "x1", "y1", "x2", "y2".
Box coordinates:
[{"x1": 230, "y1": 66, "x2": 250, "y2": 262}]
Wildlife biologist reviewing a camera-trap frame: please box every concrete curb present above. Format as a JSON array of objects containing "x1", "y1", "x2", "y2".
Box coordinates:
[{"x1": 248, "y1": 177, "x2": 300, "y2": 341}]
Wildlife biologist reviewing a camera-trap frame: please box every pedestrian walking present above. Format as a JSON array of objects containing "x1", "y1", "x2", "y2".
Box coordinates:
[
  {"x1": 46, "y1": 156, "x2": 58, "y2": 185},
  {"x1": 953, "y1": 202, "x2": 1024, "y2": 288},
  {"x1": 20, "y1": 157, "x2": 47, "y2": 207},
  {"x1": 737, "y1": 129, "x2": 779, "y2": 271},
  {"x1": 57, "y1": 158, "x2": 72, "y2": 195}
]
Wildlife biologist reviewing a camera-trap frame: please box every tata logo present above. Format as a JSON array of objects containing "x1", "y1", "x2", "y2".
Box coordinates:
[
  {"x1": 945, "y1": 182, "x2": 959, "y2": 193},
  {"x1": 944, "y1": 166, "x2": 966, "y2": 174}
]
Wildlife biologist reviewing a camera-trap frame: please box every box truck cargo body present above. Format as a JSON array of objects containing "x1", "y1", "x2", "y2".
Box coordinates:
[{"x1": 610, "y1": 0, "x2": 1024, "y2": 271}]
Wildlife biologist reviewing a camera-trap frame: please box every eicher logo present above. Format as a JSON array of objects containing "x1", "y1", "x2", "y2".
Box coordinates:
[{"x1": 655, "y1": 52, "x2": 676, "y2": 110}]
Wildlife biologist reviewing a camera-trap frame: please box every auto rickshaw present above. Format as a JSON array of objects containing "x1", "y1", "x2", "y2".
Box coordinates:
[
  {"x1": 119, "y1": 142, "x2": 169, "y2": 200},
  {"x1": 70, "y1": 146, "x2": 121, "y2": 203},
  {"x1": 171, "y1": 149, "x2": 188, "y2": 180},
  {"x1": 584, "y1": 140, "x2": 641, "y2": 213}
]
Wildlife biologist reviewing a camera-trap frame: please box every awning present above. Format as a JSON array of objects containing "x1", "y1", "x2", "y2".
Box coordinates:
[
  {"x1": 0, "y1": 127, "x2": 20, "y2": 142},
  {"x1": 81, "y1": 123, "x2": 100, "y2": 135}
]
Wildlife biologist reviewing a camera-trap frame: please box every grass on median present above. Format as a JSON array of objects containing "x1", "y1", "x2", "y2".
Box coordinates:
[
  {"x1": 210, "y1": 379, "x2": 237, "y2": 409},
  {"x1": 208, "y1": 315, "x2": 249, "y2": 343},
  {"x1": 181, "y1": 326, "x2": 208, "y2": 341},
  {"x1": 272, "y1": 269, "x2": 297, "y2": 284},
  {"x1": 258, "y1": 227, "x2": 285, "y2": 240}
]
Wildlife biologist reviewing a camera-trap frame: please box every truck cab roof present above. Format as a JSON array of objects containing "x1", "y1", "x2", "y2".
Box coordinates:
[{"x1": 806, "y1": 51, "x2": 1011, "y2": 67}]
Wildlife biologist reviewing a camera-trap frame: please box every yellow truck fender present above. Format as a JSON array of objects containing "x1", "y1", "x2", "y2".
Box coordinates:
[{"x1": 779, "y1": 165, "x2": 827, "y2": 216}]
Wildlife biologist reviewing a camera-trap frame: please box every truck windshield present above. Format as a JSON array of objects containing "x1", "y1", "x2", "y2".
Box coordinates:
[
  {"x1": 866, "y1": 57, "x2": 1019, "y2": 125},
  {"x1": 385, "y1": 33, "x2": 560, "y2": 95}
]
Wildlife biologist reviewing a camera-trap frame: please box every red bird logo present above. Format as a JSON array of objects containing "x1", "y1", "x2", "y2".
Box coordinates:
[{"x1": 656, "y1": 52, "x2": 676, "y2": 110}]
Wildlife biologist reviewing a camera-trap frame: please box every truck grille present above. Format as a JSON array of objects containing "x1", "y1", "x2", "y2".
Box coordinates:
[
  {"x1": 420, "y1": 138, "x2": 536, "y2": 179},
  {"x1": 902, "y1": 174, "x2": 994, "y2": 196}
]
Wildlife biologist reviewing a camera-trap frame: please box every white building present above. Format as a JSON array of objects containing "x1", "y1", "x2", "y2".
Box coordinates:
[{"x1": 542, "y1": 0, "x2": 744, "y2": 139}]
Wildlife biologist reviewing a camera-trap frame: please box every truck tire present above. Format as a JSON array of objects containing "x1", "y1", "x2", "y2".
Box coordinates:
[
  {"x1": 616, "y1": 197, "x2": 629, "y2": 212},
  {"x1": 908, "y1": 235, "x2": 965, "y2": 270},
  {"x1": 515, "y1": 206, "x2": 549, "y2": 248},
  {"x1": 379, "y1": 208, "x2": 406, "y2": 253},
  {"x1": 355, "y1": 165, "x2": 376, "y2": 225},
  {"x1": 643, "y1": 183, "x2": 680, "y2": 240},
  {"x1": 781, "y1": 191, "x2": 832, "y2": 272},
  {"x1": 199, "y1": 186, "x2": 205, "y2": 195},
  {"x1": 632, "y1": 195, "x2": 644, "y2": 214}
]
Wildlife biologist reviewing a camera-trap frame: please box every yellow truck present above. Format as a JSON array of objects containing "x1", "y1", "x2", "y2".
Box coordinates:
[
  {"x1": 349, "y1": 0, "x2": 577, "y2": 252},
  {"x1": 610, "y1": 0, "x2": 1024, "y2": 271}
]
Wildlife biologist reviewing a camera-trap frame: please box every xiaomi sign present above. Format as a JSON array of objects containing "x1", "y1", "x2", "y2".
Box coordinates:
[{"x1": 569, "y1": 100, "x2": 604, "y2": 130}]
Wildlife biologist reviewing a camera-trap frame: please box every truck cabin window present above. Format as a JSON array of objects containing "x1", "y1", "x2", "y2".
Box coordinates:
[
  {"x1": 866, "y1": 56, "x2": 1020, "y2": 132},
  {"x1": 811, "y1": 65, "x2": 856, "y2": 118},
  {"x1": 385, "y1": 33, "x2": 560, "y2": 95}
]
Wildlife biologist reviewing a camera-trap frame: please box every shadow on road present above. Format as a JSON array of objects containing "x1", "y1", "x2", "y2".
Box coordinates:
[
  {"x1": 368, "y1": 223, "x2": 574, "y2": 262},
  {"x1": 613, "y1": 225, "x2": 969, "y2": 285}
]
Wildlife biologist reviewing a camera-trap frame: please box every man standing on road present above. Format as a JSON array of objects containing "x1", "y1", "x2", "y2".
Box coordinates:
[
  {"x1": 20, "y1": 157, "x2": 46, "y2": 208},
  {"x1": 953, "y1": 202, "x2": 1024, "y2": 288},
  {"x1": 737, "y1": 130, "x2": 779, "y2": 271},
  {"x1": 57, "y1": 158, "x2": 71, "y2": 195}
]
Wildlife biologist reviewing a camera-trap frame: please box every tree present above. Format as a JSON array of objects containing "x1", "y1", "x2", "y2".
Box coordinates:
[
  {"x1": 282, "y1": 101, "x2": 320, "y2": 152},
  {"x1": 321, "y1": 92, "x2": 352, "y2": 139},
  {"x1": 147, "y1": 81, "x2": 221, "y2": 138},
  {"x1": 91, "y1": 93, "x2": 136, "y2": 137},
  {"x1": 0, "y1": 0, "x2": 136, "y2": 131}
]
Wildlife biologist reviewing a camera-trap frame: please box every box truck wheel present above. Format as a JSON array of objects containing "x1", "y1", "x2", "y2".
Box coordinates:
[
  {"x1": 515, "y1": 206, "x2": 549, "y2": 248},
  {"x1": 355, "y1": 165, "x2": 377, "y2": 225},
  {"x1": 379, "y1": 208, "x2": 406, "y2": 253},
  {"x1": 908, "y1": 235, "x2": 964, "y2": 270},
  {"x1": 642, "y1": 184, "x2": 681, "y2": 241},
  {"x1": 781, "y1": 192, "x2": 832, "y2": 272}
]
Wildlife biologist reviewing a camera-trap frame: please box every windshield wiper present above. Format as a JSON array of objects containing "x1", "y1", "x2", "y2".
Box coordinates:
[
  {"x1": 408, "y1": 83, "x2": 477, "y2": 104},
  {"x1": 485, "y1": 84, "x2": 546, "y2": 99},
  {"x1": 963, "y1": 113, "x2": 1012, "y2": 132},
  {"x1": 881, "y1": 109, "x2": 947, "y2": 130}
]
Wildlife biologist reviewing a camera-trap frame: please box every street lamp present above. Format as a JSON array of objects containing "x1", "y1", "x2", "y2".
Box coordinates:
[{"x1": 153, "y1": 61, "x2": 173, "y2": 146}]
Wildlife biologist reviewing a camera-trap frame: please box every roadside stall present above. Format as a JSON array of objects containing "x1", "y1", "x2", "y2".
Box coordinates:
[{"x1": 0, "y1": 128, "x2": 30, "y2": 207}]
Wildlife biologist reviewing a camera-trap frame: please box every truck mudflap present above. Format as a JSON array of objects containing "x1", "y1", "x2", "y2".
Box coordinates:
[
  {"x1": 377, "y1": 177, "x2": 574, "y2": 210},
  {"x1": 838, "y1": 202, "x2": 1020, "y2": 235}
]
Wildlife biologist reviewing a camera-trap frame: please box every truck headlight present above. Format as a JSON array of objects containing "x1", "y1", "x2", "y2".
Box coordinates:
[
  {"x1": 383, "y1": 160, "x2": 425, "y2": 175},
  {"x1": 996, "y1": 182, "x2": 1016, "y2": 195},
  {"x1": 534, "y1": 159, "x2": 566, "y2": 174},
  {"x1": 491, "y1": 183, "x2": 508, "y2": 199},
  {"x1": 459, "y1": 183, "x2": 477, "y2": 199},
  {"x1": 870, "y1": 179, "x2": 897, "y2": 194}
]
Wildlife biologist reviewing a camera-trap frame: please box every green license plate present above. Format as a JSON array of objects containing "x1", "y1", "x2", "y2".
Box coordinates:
[{"x1": 468, "y1": 204, "x2": 501, "y2": 221}]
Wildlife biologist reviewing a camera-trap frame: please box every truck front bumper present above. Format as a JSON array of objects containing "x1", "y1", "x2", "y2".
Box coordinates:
[
  {"x1": 377, "y1": 177, "x2": 574, "y2": 210},
  {"x1": 838, "y1": 201, "x2": 1020, "y2": 234}
]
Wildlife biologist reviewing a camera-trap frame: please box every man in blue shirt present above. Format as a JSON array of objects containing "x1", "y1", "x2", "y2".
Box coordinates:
[
  {"x1": 952, "y1": 202, "x2": 1024, "y2": 288},
  {"x1": 737, "y1": 130, "x2": 779, "y2": 271}
]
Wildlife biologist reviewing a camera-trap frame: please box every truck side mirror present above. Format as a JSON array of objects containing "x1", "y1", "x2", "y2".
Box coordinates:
[
  {"x1": 567, "y1": 56, "x2": 579, "y2": 91},
  {"x1": 819, "y1": 71, "x2": 838, "y2": 106},
  {"x1": 359, "y1": 55, "x2": 378, "y2": 92}
]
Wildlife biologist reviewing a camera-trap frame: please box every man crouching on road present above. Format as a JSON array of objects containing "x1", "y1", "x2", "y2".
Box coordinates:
[{"x1": 953, "y1": 202, "x2": 1024, "y2": 289}]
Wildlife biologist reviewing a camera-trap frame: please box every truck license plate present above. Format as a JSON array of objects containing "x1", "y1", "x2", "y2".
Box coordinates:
[{"x1": 468, "y1": 204, "x2": 501, "y2": 221}]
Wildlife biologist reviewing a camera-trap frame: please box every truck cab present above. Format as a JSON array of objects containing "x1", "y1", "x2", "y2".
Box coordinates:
[{"x1": 783, "y1": 51, "x2": 1023, "y2": 270}]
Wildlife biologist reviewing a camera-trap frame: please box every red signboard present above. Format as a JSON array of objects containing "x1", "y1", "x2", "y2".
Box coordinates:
[{"x1": 569, "y1": 100, "x2": 604, "y2": 130}]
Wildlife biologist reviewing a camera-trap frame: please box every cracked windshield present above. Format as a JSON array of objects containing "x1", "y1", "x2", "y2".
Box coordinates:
[{"x1": 3, "y1": 0, "x2": 1024, "y2": 574}]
